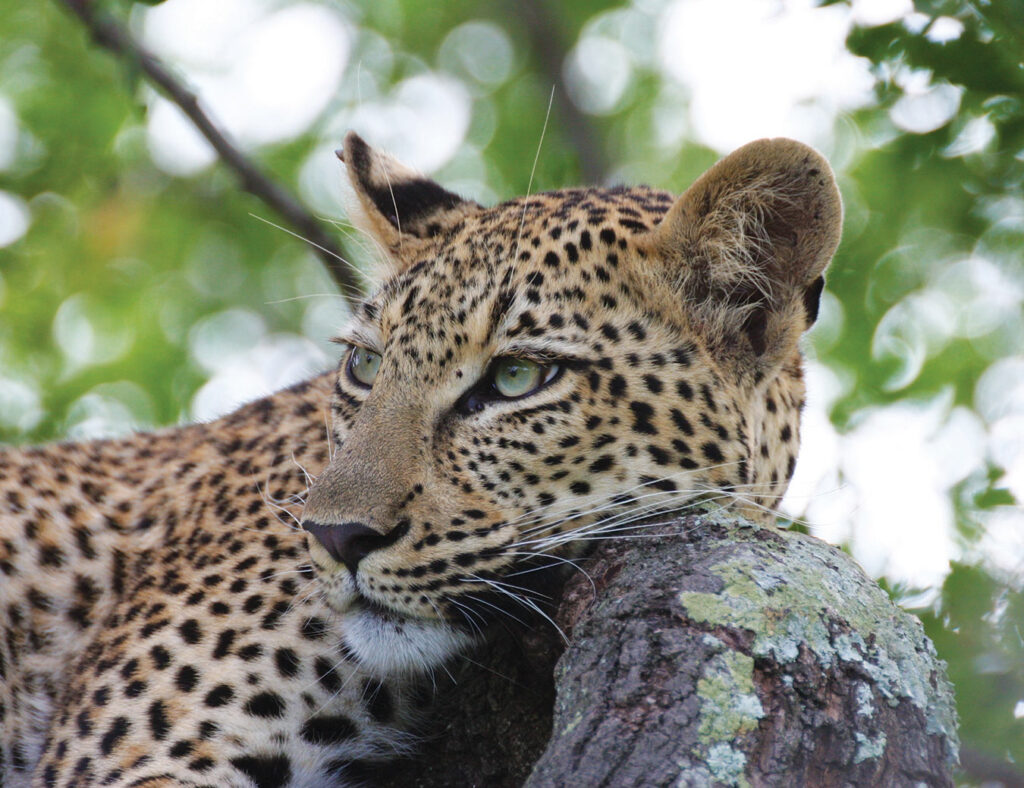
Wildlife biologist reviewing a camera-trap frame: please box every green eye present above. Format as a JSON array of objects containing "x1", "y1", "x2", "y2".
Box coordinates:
[
  {"x1": 347, "y1": 346, "x2": 382, "y2": 387},
  {"x1": 492, "y1": 358, "x2": 554, "y2": 399}
]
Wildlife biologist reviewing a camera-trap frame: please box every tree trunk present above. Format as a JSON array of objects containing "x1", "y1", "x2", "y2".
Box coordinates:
[{"x1": 383, "y1": 512, "x2": 959, "y2": 787}]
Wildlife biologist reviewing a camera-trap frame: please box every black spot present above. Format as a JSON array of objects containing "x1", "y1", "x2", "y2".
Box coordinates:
[
  {"x1": 77, "y1": 709, "x2": 93, "y2": 736},
  {"x1": 589, "y1": 455, "x2": 615, "y2": 473},
  {"x1": 669, "y1": 408, "x2": 694, "y2": 436},
  {"x1": 120, "y1": 658, "x2": 139, "y2": 679},
  {"x1": 641, "y1": 475, "x2": 678, "y2": 492},
  {"x1": 701, "y1": 384, "x2": 718, "y2": 413},
  {"x1": 39, "y1": 544, "x2": 65, "y2": 567},
  {"x1": 314, "y1": 657, "x2": 342, "y2": 693},
  {"x1": 702, "y1": 442, "x2": 725, "y2": 464},
  {"x1": 780, "y1": 424, "x2": 792, "y2": 443},
  {"x1": 189, "y1": 757, "x2": 215, "y2": 773},
  {"x1": 643, "y1": 374, "x2": 663, "y2": 394},
  {"x1": 600, "y1": 323, "x2": 620, "y2": 342},
  {"x1": 179, "y1": 619, "x2": 202, "y2": 645},
  {"x1": 244, "y1": 692, "x2": 286, "y2": 718},
  {"x1": 204, "y1": 684, "x2": 234, "y2": 707},
  {"x1": 672, "y1": 346, "x2": 692, "y2": 366},
  {"x1": 627, "y1": 321, "x2": 647, "y2": 340},
  {"x1": 569, "y1": 481, "x2": 591, "y2": 495},
  {"x1": 301, "y1": 618, "x2": 329, "y2": 640},
  {"x1": 212, "y1": 629, "x2": 236, "y2": 659},
  {"x1": 274, "y1": 648, "x2": 300, "y2": 679},
  {"x1": 148, "y1": 700, "x2": 170, "y2": 741},
  {"x1": 300, "y1": 715, "x2": 359, "y2": 746},
  {"x1": 609, "y1": 375, "x2": 627, "y2": 398},
  {"x1": 150, "y1": 645, "x2": 171, "y2": 670},
  {"x1": 629, "y1": 401, "x2": 658, "y2": 435},
  {"x1": 647, "y1": 446, "x2": 671, "y2": 465},
  {"x1": 229, "y1": 754, "x2": 292, "y2": 788},
  {"x1": 99, "y1": 717, "x2": 130, "y2": 756},
  {"x1": 124, "y1": 680, "x2": 146, "y2": 698},
  {"x1": 175, "y1": 665, "x2": 199, "y2": 693},
  {"x1": 169, "y1": 740, "x2": 194, "y2": 758}
]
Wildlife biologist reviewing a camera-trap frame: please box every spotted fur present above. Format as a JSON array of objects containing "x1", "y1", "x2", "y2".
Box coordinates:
[{"x1": 0, "y1": 133, "x2": 841, "y2": 786}]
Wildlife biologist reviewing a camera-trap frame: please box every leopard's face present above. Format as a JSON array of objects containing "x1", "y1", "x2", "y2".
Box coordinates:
[{"x1": 300, "y1": 133, "x2": 841, "y2": 675}]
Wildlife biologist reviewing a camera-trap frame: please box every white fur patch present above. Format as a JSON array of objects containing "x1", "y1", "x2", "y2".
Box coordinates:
[{"x1": 343, "y1": 607, "x2": 476, "y2": 676}]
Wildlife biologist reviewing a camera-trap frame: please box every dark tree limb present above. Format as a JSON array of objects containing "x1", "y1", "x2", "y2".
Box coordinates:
[
  {"x1": 385, "y1": 512, "x2": 959, "y2": 786},
  {"x1": 509, "y1": 0, "x2": 610, "y2": 184},
  {"x1": 57, "y1": 0, "x2": 361, "y2": 305}
]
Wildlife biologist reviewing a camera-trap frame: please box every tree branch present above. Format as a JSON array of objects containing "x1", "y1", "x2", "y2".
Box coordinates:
[
  {"x1": 510, "y1": 0, "x2": 610, "y2": 184},
  {"x1": 382, "y1": 512, "x2": 960, "y2": 786},
  {"x1": 57, "y1": 0, "x2": 362, "y2": 306}
]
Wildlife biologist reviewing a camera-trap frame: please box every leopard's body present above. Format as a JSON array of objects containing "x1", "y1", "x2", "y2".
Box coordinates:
[{"x1": 0, "y1": 134, "x2": 841, "y2": 786}]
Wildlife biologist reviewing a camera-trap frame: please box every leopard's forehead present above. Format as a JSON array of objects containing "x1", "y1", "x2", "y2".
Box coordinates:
[{"x1": 352, "y1": 186, "x2": 677, "y2": 354}]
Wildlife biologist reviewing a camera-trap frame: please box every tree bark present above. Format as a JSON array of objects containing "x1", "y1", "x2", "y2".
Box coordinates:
[{"x1": 383, "y1": 512, "x2": 959, "y2": 787}]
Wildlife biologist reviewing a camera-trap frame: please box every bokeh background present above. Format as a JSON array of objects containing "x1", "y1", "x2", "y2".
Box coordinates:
[{"x1": 0, "y1": 0, "x2": 1021, "y2": 780}]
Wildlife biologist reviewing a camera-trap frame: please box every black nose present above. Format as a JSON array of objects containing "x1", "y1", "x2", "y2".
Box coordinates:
[{"x1": 302, "y1": 521, "x2": 389, "y2": 576}]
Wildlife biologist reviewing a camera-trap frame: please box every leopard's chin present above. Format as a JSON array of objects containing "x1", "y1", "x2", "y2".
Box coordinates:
[
  {"x1": 339, "y1": 599, "x2": 477, "y2": 676},
  {"x1": 312, "y1": 576, "x2": 475, "y2": 675}
]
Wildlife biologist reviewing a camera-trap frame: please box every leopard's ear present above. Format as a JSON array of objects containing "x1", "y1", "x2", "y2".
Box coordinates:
[
  {"x1": 339, "y1": 132, "x2": 481, "y2": 278},
  {"x1": 646, "y1": 138, "x2": 841, "y2": 375}
]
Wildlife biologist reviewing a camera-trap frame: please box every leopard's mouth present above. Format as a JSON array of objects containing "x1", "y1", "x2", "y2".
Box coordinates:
[{"x1": 352, "y1": 593, "x2": 405, "y2": 623}]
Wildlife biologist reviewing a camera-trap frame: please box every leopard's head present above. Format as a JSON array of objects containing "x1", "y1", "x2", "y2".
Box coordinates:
[{"x1": 300, "y1": 133, "x2": 841, "y2": 675}]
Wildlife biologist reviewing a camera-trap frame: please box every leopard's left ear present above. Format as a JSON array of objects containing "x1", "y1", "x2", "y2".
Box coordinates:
[
  {"x1": 339, "y1": 132, "x2": 481, "y2": 277},
  {"x1": 645, "y1": 138, "x2": 842, "y2": 374}
]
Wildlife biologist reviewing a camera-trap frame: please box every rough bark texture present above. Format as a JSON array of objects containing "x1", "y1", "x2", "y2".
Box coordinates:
[{"x1": 383, "y1": 512, "x2": 959, "y2": 787}]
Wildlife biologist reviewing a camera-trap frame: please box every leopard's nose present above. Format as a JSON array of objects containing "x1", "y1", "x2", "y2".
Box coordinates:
[{"x1": 302, "y1": 521, "x2": 388, "y2": 576}]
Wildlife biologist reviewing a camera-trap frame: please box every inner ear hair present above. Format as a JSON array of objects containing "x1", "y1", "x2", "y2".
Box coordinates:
[{"x1": 648, "y1": 138, "x2": 842, "y2": 370}]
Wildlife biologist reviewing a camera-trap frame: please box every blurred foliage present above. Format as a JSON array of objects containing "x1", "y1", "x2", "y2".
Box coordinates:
[{"x1": 0, "y1": 0, "x2": 1022, "y2": 780}]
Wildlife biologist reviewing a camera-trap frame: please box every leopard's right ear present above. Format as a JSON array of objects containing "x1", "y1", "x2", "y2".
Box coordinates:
[{"x1": 339, "y1": 132, "x2": 481, "y2": 278}]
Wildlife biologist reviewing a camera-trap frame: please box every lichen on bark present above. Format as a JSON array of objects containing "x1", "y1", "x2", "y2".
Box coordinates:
[{"x1": 675, "y1": 513, "x2": 959, "y2": 757}]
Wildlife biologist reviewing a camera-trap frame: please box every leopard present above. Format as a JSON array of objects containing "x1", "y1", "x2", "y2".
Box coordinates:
[{"x1": 0, "y1": 132, "x2": 841, "y2": 786}]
